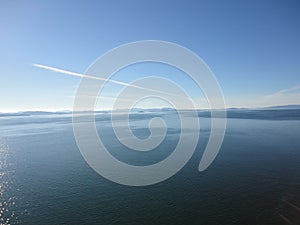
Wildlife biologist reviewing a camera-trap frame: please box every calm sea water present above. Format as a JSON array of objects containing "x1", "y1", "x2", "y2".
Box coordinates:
[{"x1": 0, "y1": 110, "x2": 299, "y2": 225}]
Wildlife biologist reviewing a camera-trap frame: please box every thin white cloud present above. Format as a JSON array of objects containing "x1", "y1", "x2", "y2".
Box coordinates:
[
  {"x1": 274, "y1": 85, "x2": 300, "y2": 94},
  {"x1": 33, "y1": 64, "x2": 176, "y2": 96},
  {"x1": 258, "y1": 85, "x2": 300, "y2": 106},
  {"x1": 226, "y1": 85, "x2": 300, "y2": 108},
  {"x1": 238, "y1": 85, "x2": 300, "y2": 107}
]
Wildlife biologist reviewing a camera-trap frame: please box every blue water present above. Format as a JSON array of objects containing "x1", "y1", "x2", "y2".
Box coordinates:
[{"x1": 0, "y1": 110, "x2": 299, "y2": 225}]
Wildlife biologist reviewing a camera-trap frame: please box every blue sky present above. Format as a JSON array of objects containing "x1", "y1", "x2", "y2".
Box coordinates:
[{"x1": 0, "y1": 0, "x2": 300, "y2": 111}]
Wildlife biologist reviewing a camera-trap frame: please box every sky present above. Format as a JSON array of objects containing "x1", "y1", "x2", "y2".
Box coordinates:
[{"x1": 0, "y1": 0, "x2": 300, "y2": 112}]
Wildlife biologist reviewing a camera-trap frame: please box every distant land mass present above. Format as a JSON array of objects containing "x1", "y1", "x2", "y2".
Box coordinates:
[{"x1": 0, "y1": 104, "x2": 300, "y2": 121}]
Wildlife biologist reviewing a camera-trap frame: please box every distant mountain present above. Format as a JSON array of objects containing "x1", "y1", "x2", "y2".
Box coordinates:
[
  {"x1": 1, "y1": 105, "x2": 300, "y2": 118},
  {"x1": 0, "y1": 111, "x2": 72, "y2": 117}
]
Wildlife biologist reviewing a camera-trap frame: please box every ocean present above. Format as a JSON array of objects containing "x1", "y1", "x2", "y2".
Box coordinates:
[{"x1": 0, "y1": 109, "x2": 299, "y2": 225}]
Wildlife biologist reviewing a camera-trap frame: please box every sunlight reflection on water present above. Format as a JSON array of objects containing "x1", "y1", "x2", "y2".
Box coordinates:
[{"x1": 0, "y1": 140, "x2": 17, "y2": 225}]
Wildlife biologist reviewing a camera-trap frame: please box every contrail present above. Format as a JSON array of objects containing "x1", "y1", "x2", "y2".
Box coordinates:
[{"x1": 33, "y1": 64, "x2": 176, "y2": 96}]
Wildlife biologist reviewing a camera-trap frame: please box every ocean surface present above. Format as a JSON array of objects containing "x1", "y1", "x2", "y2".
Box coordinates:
[{"x1": 0, "y1": 109, "x2": 300, "y2": 225}]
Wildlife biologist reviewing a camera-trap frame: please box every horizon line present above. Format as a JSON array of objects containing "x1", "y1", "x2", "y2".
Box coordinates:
[{"x1": 1, "y1": 104, "x2": 300, "y2": 114}]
